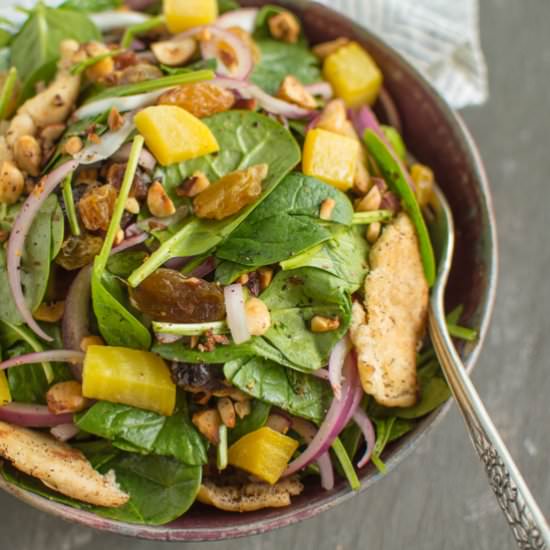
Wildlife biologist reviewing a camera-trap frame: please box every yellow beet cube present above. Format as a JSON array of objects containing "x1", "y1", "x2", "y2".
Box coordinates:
[
  {"x1": 135, "y1": 105, "x2": 219, "y2": 166},
  {"x1": 302, "y1": 128, "x2": 359, "y2": 191},
  {"x1": 228, "y1": 427, "x2": 299, "y2": 485},
  {"x1": 323, "y1": 42, "x2": 383, "y2": 107},
  {"x1": 0, "y1": 371, "x2": 11, "y2": 406},
  {"x1": 164, "y1": 0, "x2": 218, "y2": 34},
  {"x1": 82, "y1": 345, "x2": 176, "y2": 416}
]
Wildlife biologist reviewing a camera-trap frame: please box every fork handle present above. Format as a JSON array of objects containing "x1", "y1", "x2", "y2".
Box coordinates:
[{"x1": 429, "y1": 308, "x2": 550, "y2": 549}]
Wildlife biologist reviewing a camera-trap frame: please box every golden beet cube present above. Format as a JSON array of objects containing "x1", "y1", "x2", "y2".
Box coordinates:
[
  {"x1": 323, "y1": 42, "x2": 383, "y2": 107},
  {"x1": 164, "y1": 0, "x2": 218, "y2": 34},
  {"x1": 134, "y1": 105, "x2": 219, "y2": 166},
  {"x1": 0, "y1": 371, "x2": 11, "y2": 406},
  {"x1": 228, "y1": 427, "x2": 299, "y2": 485},
  {"x1": 82, "y1": 345, "x2": 176, "y2": 416},
  {"x1": 302, "y1": 128, "x2": 359, "y2": 191}
]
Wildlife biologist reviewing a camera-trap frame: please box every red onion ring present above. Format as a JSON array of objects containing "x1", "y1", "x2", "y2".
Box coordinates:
[
  {"x1": 111, "y1": 232, "x2": 148, "y2": 255},
  {"x1": 353, "y1": 408, "x2": 376, "y2": 469},
  {"x1": 112, "y1": 142, "x2": 157, "y2": 173},
  {"x1": 7, "y1": 160, "x2": 79, "y2": 342},
  {"x1": 328, "y1": 335, "x2": 350, "y2": 400},
  {"x1": 380, "y1": 191, "x2": 401, "y2": 214},
  {"x1": 0, "y1": 403, "x2": 73, "y2": 427},
  {"x1": 377, "y1": 87, "x2": 402, "y2": 134},
  {"x1": 163, "y1": 256, "x2": 193, "y2": 270},
  {"x1": 224, "y1": 284, "x2": 250, "y2": 344},
  {"x1": 304, "y1": 82, "x2": 333, "y2": 101},
  {"x1": 284, "y1": 353, "x2": 359, "y2": 476},
  {"x1": 188, "y1": 256, "x2": 216, "y2": 279},
  {"x1": 0, "y1": 350, "x2": 85, "y2": 372},
  {"x1": 50, "y1": 423, "x2": 79, "y2": 442},
  {"x1": 215, "y1": 8, "x2": 259, "y2": 33}
]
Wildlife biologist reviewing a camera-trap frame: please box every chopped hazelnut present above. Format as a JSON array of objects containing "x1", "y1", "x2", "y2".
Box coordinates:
[
  {"x1": 277, "y1": 75, "x2": 317, "y2": 109},
  {"x1": 312, "y1": 37, "x2": 350, "y2": 60},
  {"x1": 310, "y1": 315, "x2": 340, "y2": 333},
  {"x1": 147, "y1": 180, "x2": 176, "y2": 218},
  {"x1": 319, "y1": 198, "x2": 336, "y2": 220},
  {"x1": 268, "y1": 11, "x2": 301, "y2": 43}
]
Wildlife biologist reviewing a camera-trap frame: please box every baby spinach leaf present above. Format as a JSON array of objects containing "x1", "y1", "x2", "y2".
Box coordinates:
[
  {"x1": 128, "y1": 110, "x2": 301, "y2": 287},
  {"x1": 251, "y1": 40, "x2": 320, "y2": 95},
  {"x1": 259, "y1": 267, "x2": 351, "y2": 371},
  {"x1": 224, "y1": 357, "x2": 332, "y2": 423},
  {"x1": 106, "y1": 250, "x2": 148, "y2": 278},
  {"x1": 216, "y1": 173, "x2": 353, "y2": 268},
  {"x1": 229, "y1": 400, "x2": 271, "y2": 444},
  {"x1": 215, "y1": 259, "x2": 249, "y2": 285},
  {"x1": 61, "y1": 0, "x2": 123, "y2": 12},
  {"x1": 218, "y1": 0, "x2": 240, "y2": 15},
  {"x1": 75, "y1": 399, "x2": 207, "y2": 466},
  {"x1": 370, "y1": 417, "x2": 396, "y2": 473}
]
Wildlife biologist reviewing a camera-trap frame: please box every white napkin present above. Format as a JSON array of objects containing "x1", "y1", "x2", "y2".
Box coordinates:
[{"x1": 1, "y1": 0, "x2": 488, "y2": 109}]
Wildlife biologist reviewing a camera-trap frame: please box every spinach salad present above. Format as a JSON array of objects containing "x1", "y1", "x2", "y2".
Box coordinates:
[{"x1": 0, "y1": 0, "x2": 476, "y2": 524}]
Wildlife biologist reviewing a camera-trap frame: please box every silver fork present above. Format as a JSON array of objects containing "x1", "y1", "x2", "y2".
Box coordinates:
[{"x1": 428, "y1": 187, "x2": 550, "y2": 550}]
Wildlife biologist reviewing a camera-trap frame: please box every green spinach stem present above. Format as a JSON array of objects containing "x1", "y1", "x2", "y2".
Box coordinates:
[
  {"x1": 351, "y1": 209, "x2": 393, "y2": 225},
  {"x1": 61, "y1": 172, "x2": 80, "y2": 236},
  {"x1": 121, "y1": 15, "x2": 165, "y2": 49},
  {"x1": 331, "y1": 436, "x2": 360, "y2": 490},
  {"x1": 0, "y1": 67, "x2": 18, "y2": 121},
  {"x1": 152, "y1": 321, "x2": 229, "y2": 336},
  {"x1": 217, "y1": 425, "x2": 228, "y2": 470}
]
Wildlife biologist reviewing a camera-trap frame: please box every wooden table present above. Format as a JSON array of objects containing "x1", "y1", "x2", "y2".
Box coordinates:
[{"x1": 1, "y1": 1, "x2": 548, "y2": 548}]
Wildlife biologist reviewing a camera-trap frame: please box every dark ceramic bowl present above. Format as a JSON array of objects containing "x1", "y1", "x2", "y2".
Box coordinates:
[{"x1": 0, "y1": 0, "x2": 497, "y2": 541}]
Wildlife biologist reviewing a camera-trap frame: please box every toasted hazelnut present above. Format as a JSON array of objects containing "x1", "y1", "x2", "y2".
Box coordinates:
[
  {"x1": 317, "y1": 99, "x2": 348, "y2": 134},
  {"x1": 354, "y1": 162, "x2": 370, "y2": 195},
  {"x1": 0, "y1": 160, "x2": 25, "y2": 205},
  {"x1": 245, "y1": 297, "x2": 271, "y2": 336},
  {"x1": 234, "y1": 399, "x2": 251, "y2": 419},
  {"x1": 176, "y1": 171, "x2": 210, "y2": 198},
  {"x1": 366, "y1": 222, "x2": 381, "y2": 244},
  {"x1": 114, "y1": 228, "x2": 125, "y2": 246},
  {"x1": 356, "y1": 185, "x2": 382, "y2": 212},
  {"x1": 310, "y1": 315, "x2": 340, "y2": 333},
  {"x1": 312, "y1": 37, "x2": 350, "y2": 60},
  {"x1": 63, "y1": 136, "x2": 84, "y2": 156},
  {"x1": 40, "y1": 124, "x2": 66, "y2": 146},
  {"x1": 238, "y1": 273, "x2": 250, "y2": 285},
  {"x1": 46, "y1": 381, "x2": 90, "y2": 414},
  {"x1": 258, "y1": 267, "x2": 273, "y2": 291},
  {"x1": 192, "y1": 409, "x2": 222, "y2": 444},
  {"x1": 147, "y1": 180, "x2": 176, "y2": 218},
  {"x1": 80, "y1": 335, "x2": 104, "y2": 352},
  {"x1": 319, "y1": 198, "x2": 336, "y2": 220},
  {"x1": 33, "y1": 301, "x2": 65, "y2": 323},
  {"x1": 151, "y1": 38, "x2": 196, "y2": 66},
  {"x1": 277, "y1": 75, "x2": 317, "y2": 109},
  {"x1": 108, "y1": 107, "x2": 124, "y2": 132},
  {"x1": 125, "y1": 197, "x2": 140, "y2": 215},
  {"x1": 217, "y1": 397, "x2": 236, "y2": 428},
  {"x1": 85, "y1": 42, "x2": 115, "y2": 82},
  {"x1": 13, "y1": 135, "x2": 42, "y2": 176},
  {"x1": 268, "y1": 11, "x2": 300, "y2": 43}
]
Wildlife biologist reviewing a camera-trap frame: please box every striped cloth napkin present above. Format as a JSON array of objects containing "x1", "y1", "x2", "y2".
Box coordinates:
[{"x1": 1, "y1": 0, "x2": 488, "y2": 109}]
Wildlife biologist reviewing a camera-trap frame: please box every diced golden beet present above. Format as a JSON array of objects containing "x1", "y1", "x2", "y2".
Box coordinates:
[
  {"x1": 164, "y1": 0, "x2": 218, "y2": 34},
  {"x1": 0, "y1": 371, "x2": 11, "y2": 406},
  {"x1": 228, "y1": 427, "x2": 299, "y2": 485},
  {"x1": 82, "y1": 345, "x2": 176, "y2": 416},
  {"x1": 323, "y1": 42, "x2": 383, "y2": 107},
  {"x1": 134, "y1": 105, "x2": 219, "y2": 166},
  {"x1": 302, "y1": 129, "x2": 359, "y2": 191}
]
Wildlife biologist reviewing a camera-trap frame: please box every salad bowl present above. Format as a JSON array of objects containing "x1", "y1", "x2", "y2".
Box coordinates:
[{"x1": 0, "y1": 0, "x2": 497, "y2": 541}]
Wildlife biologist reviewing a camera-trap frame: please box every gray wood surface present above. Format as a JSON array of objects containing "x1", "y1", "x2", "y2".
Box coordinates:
[{"x1": 1, "y1": 0, "x2": 549, "y2": 548}]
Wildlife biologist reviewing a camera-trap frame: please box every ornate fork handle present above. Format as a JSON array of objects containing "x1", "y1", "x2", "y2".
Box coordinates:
[{"x1": 429, "y1": 310, "x2": 549, "y2": 550}]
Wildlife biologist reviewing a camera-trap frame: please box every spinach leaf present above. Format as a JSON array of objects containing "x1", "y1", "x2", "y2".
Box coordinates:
[
  {"x1": 218, "y1": 0, "x2": 240, "y2": 14},
  {"x1": 259, "y1": 267, "x2": 351, "y2": 371},
  {"x1": 280, "y1": 225, "x2": 369, "y2": 293},
  {"x1": 224, "y1": 357, "x2": 332, "y2": 423},
  {"x1": 61, "y1": 0, "x2": 123, "y2": 12},
  {"x1": 216, "y1": 173, "x2": 353, "y2": 268},
  {"x1": 0, "y1": 195, "x2": 63, "y2": 325},
  {"x1": 75, "y1": 399, "x2": 207, "y2": 466},
  {"x1": 251, "y1": 40, "x2": 320, "y2": 95},
  {"x1": 10, "y1": 4, "x2": 100, "y2": 94},
  {"x1": 128, "y1": 111, "x2": 301, "y2": 287},
  {"x1": 106, "y1": 250, "x2": 148, "y2": 278},
  {"x1": 229, "y1": 400, "x2": 271, "y2": 444},
  {"x1": 0, "y1": 29, "x2": 11, "y2": 49},
  {"x1": 4, "y1": 342, "x2": 48, "y2": 403},
  {"x1": 370, "y1": 417, "x2": 395, "y2": 473},
  {"x1": 215, "y1": 259, "x2": 249, "y2": 285}
]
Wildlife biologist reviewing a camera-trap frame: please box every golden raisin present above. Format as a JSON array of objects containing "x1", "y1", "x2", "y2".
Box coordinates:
[
  {"x1": 193, "y1": 164, "x2": 268, "y2": 220},
  {"x1": 78, "y1": 184, "x2": 117, "y2": 231},
  {"x1": 158, "y1": 83, "x2": 236, "y2": 118}
]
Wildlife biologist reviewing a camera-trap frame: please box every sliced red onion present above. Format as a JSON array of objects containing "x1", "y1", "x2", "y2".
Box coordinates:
[
  {"x1": 112, "y1": 142, "x2": 157, "y2": 173},
  {"x1": 111, "y1": 232, "x2": 148, "y2": 255},
  {"x1": 74, "y1": 88, "x2": 170, "y2": 120},
  {"x1": 341, "y1": 381, "x2": 364, "y2": 429},
  {"x1": 90, "y1": 10, "x2": 149, "y2": 32},
  {"x1": 0, "y1": 404, "x2": 73, "y2": 428},
  {"x1": 155, "y1": 333, "x2": 183, "y2": 344},
  {"x1": 50, "y1": 423, "x2": 79, "y2": 442},
  {"x1": 0, "y1": 350, "x2": 85, "y2": 372},
  {"x1": 266, "y1": 413, "x2": 292, "y2": 434},
  {"x1": 212, "y1": 78, "x2": 313, "y2": 119},
  {"x1": 75, "y1": 113, "x2": 135, "y2": 165},
  {"x1": 285, "y1": 353, "x2": 359, "y2": 476},
  {"x1": 306, "y1": 113, "x2": 321, "y2": 132},
  {"x1": 377, "y1": 87, "x2": 402, "y2": 134},
  {"x1": 215, "y1": 8, "x2": 259, "y2": 33},
  {"x1": 224, "y1": 284, "x2": 250, "y2": 344},
  {"x1": 353, "y1": 408, "x2": 376, "y2": 469},
  {"x1": 125, "y1": 0, "x2": 158, "y2": 11},
  {"x1": 304, "y1": 82, "x2": 333, "y2": 101},
  {"x1": 380, "y1": 191, "x2": 401, "y2": 213},
  {"x1": 312, "y1": 368, "x2": 329, "y2": 380},
  {"x1": 328, "y1": 335, "x2": 350, "y2": 400},
  {"x1": 164, "y1": 256, "x2": 193, "y2": 270},
  {"x1": 7, "y1": 160, "x2": 79, "y2": 342},
  {"x1": 189, "y1": 256, "x2": 216, "y2": 279}
]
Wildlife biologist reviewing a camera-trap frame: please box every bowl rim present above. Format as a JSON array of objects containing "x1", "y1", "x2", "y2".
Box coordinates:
[{"x1": 0, "y1": 1, "x2": 498, "y2": 542}]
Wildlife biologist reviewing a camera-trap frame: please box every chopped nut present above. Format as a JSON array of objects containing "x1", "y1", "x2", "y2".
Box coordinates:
[
  {"x1": 356, "y1": 185, "x2": 382, "y2": 212},
  {"x1": 268, "y1": 11, "x2": 301, "y2": 43},
  {"x1": 176, "y1": 171, "x2": 210, "y2": 198},
  {"x1": 114, "y1": 228, "x2": 125, "y2": 246},
  {"x1": 234, "y1": 399, "x2": 251, "y2": 419},
  {"x1": 107, "y1": 107, "x2": 124, "y2": 132},
  {"x1": 0, "y1": 160, "x2": 25, "y2": 205},
  {"x1": 277, "y1": 75, "x2": 317, "y2": 109},
  {"x1": 192, "y1": 409, "x2": 222, "y2": 444},
  {"x1": 63, "y1": 136, "x2": 84, "y2": 156},
  {"x1": 33, "y1": 301, "x2": 65, "y2": 323},
  {"x1": 317, "y1": 99, "x2": 348, "y2": 134},
  {"x1": 234, "y1": 98, "x2": 258, "y2": 111},
  {"x1": 59, "y1": 39, "x2": 80, "y2": 62},
  {"x1": 80, "y1": 335, "x2": 104, "y2": 352},
  {"x1": 75, "y1": 168, "x2": 98, "y2": 186},
  {"x1": 88, "y1": 133, "x2": 101, "y2": 145},
  {"x1": 245, "y1": 297, "x2": 271, "y2": 336},
  {"x1": 40, "y1": 124, "x2": 66, "y2": 147},
  {"x1": 258, "y1": 267, "x2": 273, "y2": 291},
  {"x1": 147, "y1": 180, "x2": 176, "y2": 218},
  {"x1": 265, "y1": 414, "x2": 290, "y2": 434},
  {"x1": 125, "y1": 197, "x2": 140, "y2": 215},
  {"x1": 366, "y1": 221, "x2": 381, "y2": 244},
  {"x1": 319, "y1": 198, "x2": 336, "y2": 220},
  {"x1": 85, "y1": 41, "x2": 115, "y2": 83},
  {"x1": 238, "y1": 273, "x2": 250, "y2": 285},
  {"x1": 151, "y1": 38, "x2": 196, "y2": 66},
  {"x1": 14, "y1": 135, "x2": 42, "y2": 176},
  {"x1": 312, "y1": 37, "x2": 350, "y2": 60},
  {"x1": 47, "y1": 381, "x2": 90, "y2": 414},
  {"x1": 310, "y1": 315, "x2": 340, "y2": 333},
  {"x1": 217, "y1": 397, "x2": 236, "y2": 428},
  {"x1": 354, "y1": 162, "x2": 370, "y2": 195}
]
